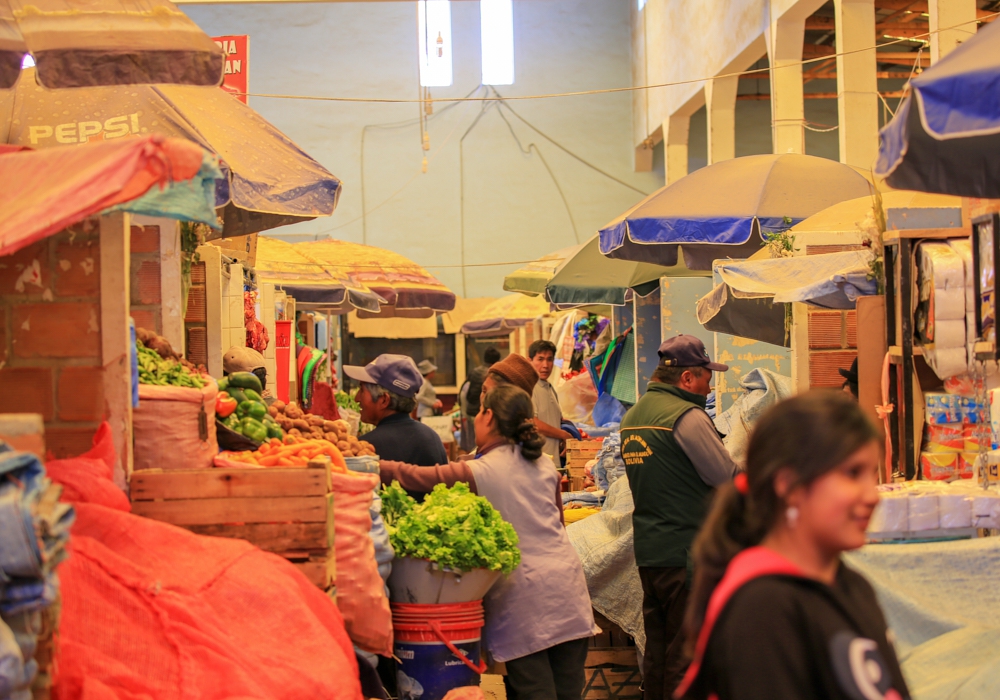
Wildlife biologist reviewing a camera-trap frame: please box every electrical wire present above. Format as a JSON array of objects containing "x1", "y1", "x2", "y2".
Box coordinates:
[
  {"x1": 236, "y1": 12, "x2": 997, "y2": 106},
  {"x1": 458, "y1": 99, "x2": 499, "y2": 296},
  {"x1": 494, "y1": 105, "x2": 580, "y2": 245}
]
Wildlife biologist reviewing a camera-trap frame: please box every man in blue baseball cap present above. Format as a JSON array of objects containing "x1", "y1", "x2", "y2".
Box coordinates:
[
  {"x1": 344, "y1": 354, "x2": 447, "y2": 480},
  {"x1": 619, "y1": 335, "x2": 739, "y2": 698}
]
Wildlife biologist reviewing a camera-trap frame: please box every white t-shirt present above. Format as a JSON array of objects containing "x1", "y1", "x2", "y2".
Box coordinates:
[{"x1": 532, "y1": 379, "x2": 562, "y2": 461}]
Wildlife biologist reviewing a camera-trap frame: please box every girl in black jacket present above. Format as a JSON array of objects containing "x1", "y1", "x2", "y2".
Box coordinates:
[{"x1": 677, "y1": 390, "x2": 909, "y2": 700}]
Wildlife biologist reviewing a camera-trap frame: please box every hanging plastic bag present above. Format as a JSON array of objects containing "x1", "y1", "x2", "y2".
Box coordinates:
[
  {"x1": 592, "y1": 392, "x2": 626, "y2": 428},
  {"x1": 558, "y1": 372, "x2": 598, "y2": 425}
]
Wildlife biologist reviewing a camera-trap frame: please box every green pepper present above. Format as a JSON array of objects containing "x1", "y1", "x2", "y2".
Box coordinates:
[
  {"x1": 222, "y1": 414, "x2": 241, "y2": 431},
  {"x1": 228, "y1": 371, "x2": 263, "y2": 394},
  {"x1": 228, "y1": 388, "x2": 248, "y2": 405},
  {"x1": 218, "y1": 377, "x2": 230, "y2": 392},
  {"x1": 240, "y1": 417, "x2": 268, "y2": 443},
  {"x1": 266, "y1": 424, "x2": 284, "y2": 440},
  {"x1": 237, "y1": 400, "x2": 267, "y2": 421},
  {"x1": 243, "y1": 388, "x2": 264, "y2": 404}
]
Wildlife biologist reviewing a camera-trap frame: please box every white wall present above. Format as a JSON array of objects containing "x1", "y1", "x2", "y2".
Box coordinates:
[{"x1": 182, "y1": 1, "x2": 663, "y2": 299}]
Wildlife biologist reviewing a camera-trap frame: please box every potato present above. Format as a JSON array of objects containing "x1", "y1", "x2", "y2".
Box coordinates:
[
  {"x1": 267, "y1": 405, "x2": 279, "y2": 418},
  {"x1": 272, "y1": 400, "x2": 286, "y2": 412},
  {"x1": 306, "y1": 414, "x2": 324, "y2": 426},
  {"x1": 292, "y1": 419, "x2": 311, "y2": 431},
  {"x1": 324, "y1": 432, "x2": 339, "y2": 442},
  {"x1": 337, "y1": 440, "x2": 350, "y2": 452},
  {"x1": 322, "y1": 420, "x2": 338, "y2": 433},
  {"x1": 288, "y1": 428, "x2": 302, "y2": 437},
  {"x1": 332, "y1": 419, "x2": 350, "y2": 432}
]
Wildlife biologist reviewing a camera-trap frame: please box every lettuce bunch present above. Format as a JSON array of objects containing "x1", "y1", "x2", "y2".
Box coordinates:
[{"x1": 381, "y1": 481, "x2": 521, "y2": 575}]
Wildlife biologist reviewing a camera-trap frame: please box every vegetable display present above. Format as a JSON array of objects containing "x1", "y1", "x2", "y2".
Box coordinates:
[
  {"x1": 335, "y1": 390, "x2": 361, "y2": 414},
  {"x1": 382, "y1": 481, "x2": 521, "y2": 575},
  {"x1": 268, "y1": 401, "x2": 375, "y2": 457},
  {"x1": 136, "y1": 342, "x2": 205, "y2": 388},
  {"x1": 221, "y1": 437, "x2": 352, "y2": 469},
  {"x1": 216, "y1": 376, "x2": 283, "y2": 443}
]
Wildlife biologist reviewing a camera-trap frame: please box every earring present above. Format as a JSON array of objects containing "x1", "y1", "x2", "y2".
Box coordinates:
[{"x1": 786, "y1": 506, "x2": 799, "y2": 529}]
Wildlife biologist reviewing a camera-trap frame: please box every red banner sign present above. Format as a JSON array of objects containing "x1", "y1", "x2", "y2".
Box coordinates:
[{"x1": 212, "y1": 35, "x2": 249, "y2": 104}]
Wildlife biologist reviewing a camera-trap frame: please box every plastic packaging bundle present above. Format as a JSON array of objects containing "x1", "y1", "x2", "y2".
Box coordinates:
[
  {"x1": 592, "y1": 433, "x2": 625, "y2": 491},
  {"x1": 0, "y1": 447, "x2": 74, "y2": 698},
  {"x1": 919, "y1": 242, "x2": 970, "y2": 379}
]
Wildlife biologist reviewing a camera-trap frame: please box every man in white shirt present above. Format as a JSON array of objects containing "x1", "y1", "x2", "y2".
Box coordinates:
[
  {"x1": 528, "y1": 340, "x2": 572, "y2": 461},
  {"x1": 414, "y1": 359, "x2": 443, "y2": 418}
]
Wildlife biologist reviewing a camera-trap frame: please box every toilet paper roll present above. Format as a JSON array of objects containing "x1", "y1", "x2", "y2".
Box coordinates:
[
  {"x1": 967, "y1": 311, "x2": 978, "y2": 342},
  {"x1": 908, "y1": 493, "x2": 940, "y2": 531},
  {"x1": 949, "y1": 239, "x2": 974, "y2": 283},
  {"x1": 921, "y1": 242, "x2": 966, "y2": 289},
  {"x1": 869, "y1": 493, "x2": 908, "y2": 533},
  {"x1": 928, "y1": 346, "x2": 969, "y2": 380},
  {"x1": 933, "y1": 286, "x2": 967, "y2": 321},
  {"x1": 939, "y1": 493, "x2": 973, "y2": 528},
  {"x1": 932, "y1": 319, "x2": 968, "y2": 348},
  {"x1": 971, "y1": 491, "x2": 999, "y2": 517}
]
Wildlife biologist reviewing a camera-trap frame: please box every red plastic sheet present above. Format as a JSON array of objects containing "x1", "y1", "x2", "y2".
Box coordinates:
[
  {"x1": 48, "y1": 423, "x2": 364, "y2": 700},
  {"x1": 0, "y1": 135, "x2": 203, "y2": 257}
]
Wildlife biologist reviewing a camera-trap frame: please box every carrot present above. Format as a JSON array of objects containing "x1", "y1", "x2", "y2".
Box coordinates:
[
  {"x1": 257, "y1": 454, "x2": 282, "y2": 467},
  {"x1": 278, "y1": 457, "x2": 295, "y2": 466}
]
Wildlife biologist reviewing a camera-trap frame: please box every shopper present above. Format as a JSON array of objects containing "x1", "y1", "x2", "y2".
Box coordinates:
[
  {"x1": 379, "y1": 384, "x2": 599, "y2": 700},
  {"x1": 528, "y1": 340, "x2": 573, "y2": 461},
  {"x1": 459, "y1": 347, "x2": 501, "y2": 453},
  {"x1": 482, "y1": 353, "x2": 539, "y2": 398},
  {"x1": 620, "y1": 334, "x2": 739, "y2": 699},
  {"x1": 677, "y1": 390, "x2": 907, "y2": 700},
  {"x1": 415, "y1": 359, "x2": 443, "y2": 418},
  {"x1": 344, "y1": 354, "x2": 447, "y2": 471},
  {"x1": 839, "y1": 357, "x2": 860, "y2": 400}
]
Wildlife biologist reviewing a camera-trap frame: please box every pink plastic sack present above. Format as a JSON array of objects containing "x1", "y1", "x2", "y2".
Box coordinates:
[
  {"x1": 331, "y1": 470, "x2": 393, "y2": 656},
  {"x1": 133, "y1": 379, "x2": 218, "y2": 471}
]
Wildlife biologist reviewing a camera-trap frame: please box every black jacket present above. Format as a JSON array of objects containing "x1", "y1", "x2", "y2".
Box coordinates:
[{"x1": 684, "y1": 564, "x2": 909, "y2": 700}]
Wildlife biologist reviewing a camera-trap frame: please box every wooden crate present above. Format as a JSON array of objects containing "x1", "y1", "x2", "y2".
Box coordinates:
[
  {"x1": 585, "y1": 610, "x2": 640, "y2": 699},
  {"x1": 130, "y1": 458, "x2": 336, "y2": 590}
]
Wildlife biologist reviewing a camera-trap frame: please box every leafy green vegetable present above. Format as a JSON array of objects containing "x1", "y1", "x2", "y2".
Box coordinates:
[
  {"x1": 335, "y1": 390, "x2": 361, "y2": 413},
  {"x1": 136, "y1": 342, "x2": 205, "y2": 388},
  {"x1": 382, "y1": 481, "x2": 521, "y2": 575}
]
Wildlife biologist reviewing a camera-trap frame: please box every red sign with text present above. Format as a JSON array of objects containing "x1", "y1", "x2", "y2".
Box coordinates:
[{"x1": 212, "y1": 35, "x2": 249, "y2": 104}]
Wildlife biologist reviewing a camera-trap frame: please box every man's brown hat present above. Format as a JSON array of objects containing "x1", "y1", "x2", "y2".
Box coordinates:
[{"x1": 488, "y1": 353, "x2": 538, "y2": 396}]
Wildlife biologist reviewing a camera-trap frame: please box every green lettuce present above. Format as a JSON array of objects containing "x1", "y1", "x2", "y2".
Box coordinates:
[{"x1": 381, "y1": 481, "x2": 521, "y2": 575}]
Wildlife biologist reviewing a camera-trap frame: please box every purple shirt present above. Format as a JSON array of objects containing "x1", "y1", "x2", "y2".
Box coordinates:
[{"x1": 470, "y1": 445, "x2": 599, "y2": 662}]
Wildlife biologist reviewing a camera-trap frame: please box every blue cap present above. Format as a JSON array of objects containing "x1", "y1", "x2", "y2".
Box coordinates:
[
  {"x1": 657, "y1": 335, "x2": 729, "y2": 372},
  {"x1": 343, "y1": 354, "x2": 423, "y2": 397}
]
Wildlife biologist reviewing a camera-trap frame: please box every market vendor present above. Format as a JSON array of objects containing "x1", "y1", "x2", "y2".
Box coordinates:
[
  {"x1": 415, "y1": 359, "x2": 443, "y2": 418},
  {"x1": 529, "y1": 340, "x2": 573, "y2": 461},
  {"x1": 344, "y1": 354, "x2": 447, "y2": 474},
  {"x1": 223, "y1": 346, "x2": 269, "y2": 395},
  {"x1": 482, "y1": 352, "x2": 538, "y2": 400},
  {"x1": 620, "y1": 334, "x2": 740, "y2": 698},
  {"x1": 379, "y1": 384, "x2": 600, "y2": 699}
]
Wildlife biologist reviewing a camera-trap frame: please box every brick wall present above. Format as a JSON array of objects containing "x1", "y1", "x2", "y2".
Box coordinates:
[
  {"x1": 0, "y1": 220, "x2": 105, "y2": 457},
  {"x1": 130, "y1": 224, "x2": 162, "y2": 335}
]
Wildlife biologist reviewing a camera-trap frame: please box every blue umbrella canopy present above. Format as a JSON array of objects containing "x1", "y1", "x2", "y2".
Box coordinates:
[
  {"x1": 875, "y1": 19, "x2": 1000, "y2": 198},
  {"x1": 598, "y1": 154, "x2": 873, "y2": 270},
  {"x1": 1, "y1": 68, "x2": 341, "y2": 238}
]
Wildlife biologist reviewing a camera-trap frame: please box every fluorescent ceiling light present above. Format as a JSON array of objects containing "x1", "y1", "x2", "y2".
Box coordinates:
[
  {"x1": 481, "y1": 0, "x2": 514, "y2": 86},
  {"x1": 638, "y1": 0, "x2": 647, "y2": 10},
  {"x1": 418, "y1": 0, "x2": 453, "y2": 88},
  {"x1": 22, "y1": 54, "x2": 35, "y2": 68}
]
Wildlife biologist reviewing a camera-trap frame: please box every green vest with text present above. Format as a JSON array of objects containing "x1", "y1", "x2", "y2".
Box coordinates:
[{"x1": 620, "y1": 383, "x2": 716, "y2": 569}]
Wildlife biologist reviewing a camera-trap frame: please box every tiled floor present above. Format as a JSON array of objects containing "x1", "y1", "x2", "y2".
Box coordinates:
[{"x1": 481, "y1": 674, "x2": 506, "y2": 700}]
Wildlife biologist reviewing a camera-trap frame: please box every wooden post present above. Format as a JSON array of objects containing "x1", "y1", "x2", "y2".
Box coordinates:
[{"x1": 99, "y1": 213, "x2": 133, "y2": 485}]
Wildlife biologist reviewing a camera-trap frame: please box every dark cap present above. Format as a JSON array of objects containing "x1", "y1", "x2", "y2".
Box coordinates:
[
  {"x1": 839, "y1": 358, "x2": 859, "y2": 387},
  {"x1": 658, "y1": 334, "x2": 729, "y2": 372},
  {"x1": 343, "y1": 354, "x2": 423, "y2": 398},
  {"x1": 488, "y1": 353, "x2": 538, "y2": 396}
]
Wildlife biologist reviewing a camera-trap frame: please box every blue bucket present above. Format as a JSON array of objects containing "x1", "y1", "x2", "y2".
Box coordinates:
[{"x1": 393, "y1": 601, "x2": 486, "y2": 700}]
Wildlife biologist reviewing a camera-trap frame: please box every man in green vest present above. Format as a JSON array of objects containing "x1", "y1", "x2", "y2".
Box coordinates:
[{"x1": 621, "y1": 335, "x2": 739, "y2": 698}]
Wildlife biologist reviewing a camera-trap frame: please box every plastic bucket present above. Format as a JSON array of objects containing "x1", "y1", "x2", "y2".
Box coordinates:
[
  {"x1": 389, "y1": 556, "x2": 502, "y2": 604},
  {"x1": 392, "y1": 601, "x2": 486, "y2": 700}
]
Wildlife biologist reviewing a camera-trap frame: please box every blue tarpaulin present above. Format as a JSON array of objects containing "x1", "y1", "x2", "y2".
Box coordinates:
[
  {"x1": 875, "y1": 19, "x2": 1000, "y2": 198},
  {"x1": 598, "y1": 154, "x2": 873, "y2": 270}
]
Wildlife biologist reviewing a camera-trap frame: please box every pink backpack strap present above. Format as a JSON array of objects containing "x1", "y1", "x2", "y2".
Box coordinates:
[{"x1": 674, "y1": 547, "x2": 804, "y2": 698}]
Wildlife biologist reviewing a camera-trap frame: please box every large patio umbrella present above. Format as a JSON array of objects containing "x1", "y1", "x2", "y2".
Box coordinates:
[
  {"x1": 875, "y1": 19, "x2": 1000, "y2": 198},
  {"x1": 296, "y1": 239, "x2": 456, "y2": 318},
  {"x1": 789, "y1": 190, "x2": 962, "y2": 238},
  {"x1": 598, "y1": 154, "x2": 873, "y2": 270},
  {"x1": 1, "y1": 134, "x2": 217, "y2": 256},
  {"x1": 2, "y1": 0, "x2": 223, "y2": 90},
  {"x1": 461, "y1": 294, "x2": 552, "y2": 337},
  {"x1": 254, "y1": 236, "x2": 384, "y2": 314},
  {"x1": 502, "y1": 244, "x2": 583, "y2": 297},
  {"x1": 1, "y1": 68, "x2": 340, "y2": 238},
  {"x1": 545, "y1": 234, "x2": 708, "y2": 307}
]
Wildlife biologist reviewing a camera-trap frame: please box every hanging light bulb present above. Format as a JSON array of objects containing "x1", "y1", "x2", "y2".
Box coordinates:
[
  {"x1": 436, "y1": 31, "x2": 444, "y2": 58},
  {"x1": 423, "y1": 131, "x2": 430, "y2": 151},
  {"x1": 422, "y1": 156, "x2": 428, "y2": 174}
]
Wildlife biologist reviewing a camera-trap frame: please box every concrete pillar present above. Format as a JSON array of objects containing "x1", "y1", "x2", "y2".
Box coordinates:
[
  {"x1": 928, "y1": 0, "x2": 977, "y2": 64},
  {"x1": 663, "y1": 113, "x2": 691, "y2": 185},
  {"x1": 705, "y1": 75, "x2": 739, "y2": 164},
  {"x1": 835, "y1": 0, "x2": 879, "y2": 169},
  {"x1": 767, "y1": 16, "x2": 807, "y2": 155}
]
